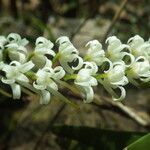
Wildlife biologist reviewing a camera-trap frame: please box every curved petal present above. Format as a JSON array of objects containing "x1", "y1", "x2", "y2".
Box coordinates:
[
  {"x1": 1, "y1": 78, "x2": 15, "y2": 84},
  {"x1": 33, "y1": 82, "x2": 46, "y2": 90},
  {"x1": 112, "y1": 86, "x2": 126, "y2": 101},
  {"x1": 83, "y1": 86, "x2": 94, "y2": 103},
  {"x1": 20, "y1": 61, "x2": 34, "y2": 73},
  {"x1": 122, "y1": 52, "x2": 135, "y2": 67},
  {"x1": 10, "y1": 83, "x2": 21, "y2": 99},
  {"x1": 72, "y1": 56, "x2": 83, "y2": 70},
  {"x1": 10, "y1": 61, "x2": 20, "y2": 66},
  {"x1": 84, "y1": 61, "x2": 98, "y2": 74},
  {"x1": 103, "y1": 58, "x2": 113, "y2": 73},
  {"x1": 16, "y1": 73, "x2": 29, "y2": 82},
  {"x1": 89, "y1": 76, "x2": 98, "y2": 86},
  {"x1": 53, "y1": 66, "x2": 65, "y2": 79},
  {"x1": 44, "y1": 58, "x2": 52, "y2": 68},
  {"x1": 7, "y1": 33, "x2": 21, "y2": 42},
  {"x1": 56, "y1": 36, "x2": 70, "y2": 44}
]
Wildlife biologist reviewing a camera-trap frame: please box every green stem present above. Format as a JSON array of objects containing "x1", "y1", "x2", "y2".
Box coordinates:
[
  {"x1": 63, "y1": 74, "x2": 77, "y2": 81},
  {"x1": 83, "y1": 55, "x2": 91, "y2": 61},
  {"x1": 0, "y1": 87, "x2": 12, "y2": 98},
  {"x1": 52, "y1": 52, "x2": 60, "y2": 64},
  {"x1": 94, "y1": 74, "x2": 106, "y2": 80}
]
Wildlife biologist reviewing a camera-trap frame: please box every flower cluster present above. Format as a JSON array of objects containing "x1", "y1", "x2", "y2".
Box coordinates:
[{"x1": 0, "y1": 33, "x2": 149, "y2": 104}]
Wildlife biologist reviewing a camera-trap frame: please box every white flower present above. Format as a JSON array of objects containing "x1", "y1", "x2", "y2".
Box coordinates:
[
  {"x1": 5, "y1": 33, "x2": 29, "y2": 63},
  {"x1": 33, "y1": 66, "x2": 65, "y2": 104},
  {"x1": 98, "y1": 62, "x2": 128, "y2": 101},
  {"x1": 35, "y1": 37, "x2": 55, "y2": 56},
  {"x1": 6, "y1": 33, "x2": 29, "y2": 52},
  {"x1": 106, "y1": 36, "x2": 134, "y2": 66},
  {"x1": 127, "y1": 56, "x2": 150, "y2": 85},
  {"x1": 31, "y1": 37, "x2": 55, "y2": 69},
  {"x1": 0, "y1": 36, "x2": 7, "y2": 49},
  {"x1": 74, "y1": 62, "x2": 98, "y2": 103},
  {"x1": 1, "y1": 61, "x2": 34, "y2": 99},
  {"x1": 128, "y1": 35, "x2": 150, "y2": 61},
  {"x1": 0, "y1": 36, "x2": 7, "y2": 61},
  {"x1": 56, "y1": 36, "x2": 83, "y2": 74},
  {"x1": 85, "y1": 40, "x2": 105, "y2": 65}
]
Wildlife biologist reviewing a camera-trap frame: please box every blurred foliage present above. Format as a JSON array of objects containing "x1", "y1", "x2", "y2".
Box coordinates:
[{"x1": 51, "y1": 125, "x2": 147, "y2": 150}]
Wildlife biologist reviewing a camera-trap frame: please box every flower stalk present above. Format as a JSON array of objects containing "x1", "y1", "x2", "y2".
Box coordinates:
[{"x1": 0, "y1": 33, "x2": 149, "y2": 105}]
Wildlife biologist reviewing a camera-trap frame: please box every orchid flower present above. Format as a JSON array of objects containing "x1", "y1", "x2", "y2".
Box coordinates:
[
  {"x1": 126, "y1": 56, "x2": 150, "y2": 85},
  {"x1": 0, "y1": 36, "x2": 7, "y2": 61},
  {"x1": 33, "y1": 66, "x2": 65, "y2": 104},
  {"x1": 128, "y1": 35, "x2": 150, "y2": 61},
  {"x1": 85, "y1": 40, "x2": 105, "y2": 64},
  {"x1": 35, "y1": 37, "x2": 55, "y2": 56},
  {"x1": 56, "y1": 36, "x2": 83, "y2": 74},
  {"x1": 31, "y1": 37, "x2": 56, "y2": 69},
  {"x1": 74, "y1": 62, "x2": 98, "y2": 103},
  {"x1": 98, "y1": 62, "x2": 128, "y2": 101},
  {"x1": 106, "y1": 36, "x2": 134, "y2": 66},
  {"x1": 0, "y1": 36, "x2": 7, "y2": 48},
  {"x1": 1, "y1": 61, "x2": 34, "y2": 99},
  {"x1": 5, "y1": 33, "x2": 29, "y2": 63}
]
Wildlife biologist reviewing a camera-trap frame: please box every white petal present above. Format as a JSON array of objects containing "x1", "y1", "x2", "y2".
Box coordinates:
[
  {"x1": 33, "y1": 82, "x2": 46, "y2": 90},
  {"x1": 83, "y1": 86, "x2": 94, "y2": 103},
  {"x1": 113, "y1": 86, "x2": 126, "y2": 101},
  {"x1": 7, "y1": 33, "x2": 21, "y2": 42},
  {"x1": 10, "y1": 83, "x2": 21, "y2": 99},
  {"x1": 72, "y1": 56, "x2": 83, "y2": 70},
  {"x1": 53, "y1": 66, "x2": 65, "y2": 79},
  {"x1": 84, "y1": 61, "x2": 98, "y2": 74},
  {"x1": 103, "y1": 58, "x2": 113, "y2": 73},
  {"x1": 39, "y1": 90, "x2": 51, "y2": 104},
  {"x1": 89, "y1": 77, "x2": 98, "y2": 86},
  {"x1": 0, "y1": 61, "x2": 5, "y2": 70},
  {"x1": 18, "y1": 52, "x2": 27, "y2": 63},
  {"x1": 19, "y1": 61, "x2": 34, "y2": 73},
  {"x1": 10, "y1": 61, "x2": 20, "y2": 66},
  {"x1": 48, "y1": 81, "x2": 58, "y2": 91},
  {"x1": 122, "y1": 52, "x2": 135, "y2": 67},
  {"x1": 44, "y1": 58, "x2": 52, "y2": 68},
  {"x1": 2, "y1": 78, "x2": 15, "y2": 84},
  {"x1": 56, "y1": 36, "x2": 70, "y2": 44},
  {"x1": 16, "y1": 73, "x2": 29, "y2": 82}
]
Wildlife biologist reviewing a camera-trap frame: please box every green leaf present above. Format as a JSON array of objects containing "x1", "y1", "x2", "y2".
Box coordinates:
[
  {"x1": 51, "y1": 125, "x2": 147, "y2": 150},
  {"x1": 124, "y1": 133, "x2": 150, "y2": 150}
]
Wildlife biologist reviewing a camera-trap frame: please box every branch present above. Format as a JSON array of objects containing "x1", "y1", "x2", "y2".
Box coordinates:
[{"x1": 102, "y1": 0, "x2": 129, "y2": 43}]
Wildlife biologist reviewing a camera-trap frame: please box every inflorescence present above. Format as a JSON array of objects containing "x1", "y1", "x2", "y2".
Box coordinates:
[{"x1": 0, "y1": 33, "x2": 150, "y2": 104}]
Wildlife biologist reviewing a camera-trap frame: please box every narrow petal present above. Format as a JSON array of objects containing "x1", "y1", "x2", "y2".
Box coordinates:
[
  {"x1": 33, "y1": 82, "x2": 46, "y2": 90},
  {"x1": 2, "y1": 78, "x2": 15, "y2": 84},
  {"x1": 72, "y1": 56, "x2": 83, "y2": 70},
  {"x1": 122, "y1": 52, "x2": 135, "y2": 67},
  {"x1": 10, "y1": 83, "x2": 21, "y2": 99},
  {"x1": 17, "y1": 73, "x2": 29, "y2": 82},
  {"x1": 39, "y1": 90, "x2": 51, "y2": 104},
  {"x1": 113, "y1": 86, "x2": 126, "y2": 101},
  {"x1": 83, "y1": 86, "x2": 94, "y2": 103},
  {"x1": 53, "y1": 66, "x2": 65, "y2": 80},
  {"x1": 20, "y1": 61, "x2": 35, "y2": 73}
]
